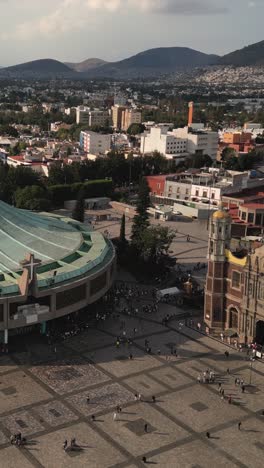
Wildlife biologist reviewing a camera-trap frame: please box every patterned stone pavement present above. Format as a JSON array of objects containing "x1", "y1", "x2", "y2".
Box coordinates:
[{"x1": 0, "y1": 309, "x2": 264, "y2": 467}]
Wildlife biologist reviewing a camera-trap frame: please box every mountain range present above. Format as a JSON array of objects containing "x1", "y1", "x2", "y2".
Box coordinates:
[{"x1": 0, "y1": 40, "x2": 263, "y2": 79}]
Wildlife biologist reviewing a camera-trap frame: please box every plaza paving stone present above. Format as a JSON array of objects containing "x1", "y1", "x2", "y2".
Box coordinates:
[
  {"x1": 123, "y1": 373, "x2": 167, "y2": 396},
  {"x1": 33, "y1": 422, "x2": 126, "y2": 468},
  {"x1": 147, "y1": 439, "x2": 238, "y2": 467},
  {"x1": 156, "y1": 382, "x2": 245, "y2": 433},
  {"x1": 67, "y1": 382, "x2": 134, "y2": 416},
  {"x1": 0, "y1": 371, "x2": 51, "y2": 414},
  {"x1": 212, "y1": 418, "x2": 264, "y2": 468},
  {"x1": 1, "y1": 306, "x2": 264, "y2": 467},
  {"x1": 89, "y1": 345, "x2": 161, "y2": 378},
  {"x1": 1, "y1": 410, "x2": 45, "y2": 437},
  {"x1": 0, "y1": 430, "x2": 8, "y2": 445},
  {"x1": 0, "y1": 355, "x2": 18, "y2": 374},
  {"x1": 0, "y1": 446, "x2": 35, "y2": 468},
  {"x1": 149, "y1": 366, "x2": 193, "y2": 390},
  {"x1": 64, "y1": 328, "x2": 115, "y2": 353},
  {"x1": 135, "y1": 329, "x2": 211, "y2": 360},
  {"x1": 34, "y1": 400, "x2": 79, "y2": 427},
  {"x1": 98, "y1": 403, "x2": 188, "y2": 457},
  {"x1": 30, "y1": 357, "x2": 109, "y2": 394},
  {"x1": 98, "y1": 313, "x2": 165, "y2": 336}
]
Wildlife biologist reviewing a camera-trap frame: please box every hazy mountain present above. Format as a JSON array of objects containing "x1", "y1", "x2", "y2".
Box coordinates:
[
  {"x1": 66, "y1": 58, "x2": 108, "y2": 72},
  {"x1": 1, "y1": 40, "x2": 264, "y2": 79},
  {"x1": 0, "y1": 59, "x2": 74, "y2": 78},
  {"x1": 84, "y1": 47, "x2": 219, "y2": 78},
  {"x1": 219, "y1": 40, "x2": 264, "y2": 66}
]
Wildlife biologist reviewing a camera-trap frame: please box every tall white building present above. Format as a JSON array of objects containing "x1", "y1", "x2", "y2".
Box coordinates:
[
  {"x1": 80, "y1": 131, "x2": 112, "y2": 155},
  {"x1": 140, "y1": 127, "x2": 187, "y2": 157},
  {"x1": 141, "y1": 126, "x2": 218, "y2": 161},
  {"x1": 173, "y1": 127, "x2": 218, "y2": 160}
]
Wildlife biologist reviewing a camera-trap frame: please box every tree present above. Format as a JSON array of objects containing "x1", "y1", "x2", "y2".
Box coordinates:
[
  {"x1": 131, "y1": 178, "x2": 151, "y2": 249},
  {"x1": 185, "y1": 153, "x2": 213, "y2": 169},
  {"x1": 140, "y1": 226, "x2": 175, "y2": 264},
  {"x1": 72, "y1": 190, "x2": 85, "y2": 223},
  {"x1": 119, "y1": 214, "x2": 126, "y2": 244},
  {"x1": 15, "y1": 186, "x2": 51, "y2": 211},
  {"x1": 221, "y1": 147, "x2": 237, "y2": 162},
  {"x1": 127, "y1": 123, "x2": 145, "y2": 135}
]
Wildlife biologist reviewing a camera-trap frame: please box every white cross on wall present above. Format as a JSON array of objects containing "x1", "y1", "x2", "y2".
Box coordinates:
[{"x1": 23, "y1": 257, "x2": 40, "y2": 281}]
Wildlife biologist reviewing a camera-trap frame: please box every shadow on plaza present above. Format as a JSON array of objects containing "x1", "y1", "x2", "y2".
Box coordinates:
[{"x1": 0, "y1": 313, "x2": 250, "y2": 374}]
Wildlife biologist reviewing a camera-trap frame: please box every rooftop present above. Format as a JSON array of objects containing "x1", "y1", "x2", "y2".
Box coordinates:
[{"x1": 0, "y1": 201, "x2": 113, "y2": 296}]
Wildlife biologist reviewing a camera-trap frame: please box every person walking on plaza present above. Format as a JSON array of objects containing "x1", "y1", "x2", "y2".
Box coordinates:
[
  {"x1": 63, "y1": 440, "x2": 68, "y2": 451},
  {"x1": 113, "y1": 412, "x2": 117, "y2": 421},
  {"x1": 144, "y1": 423, "x2": 148, "y2": 433},
  {"x1": 152, "y1": 395, "x2": 156, "y2": 403},
  {"x1": 206, "y1": 432, "x2": 210, "y2": 438},
  {"x1": 86, "y1": 396, "x2": 90, "y2": 404},
  {"x1": 142, "y1": 456, "x2": 147, "y2": 463},
  {"x1": 91, "y1": 415, "x2": 95, "y2": 422},
  {"x1": 238, "y1": 422, "x2": 241, "y2": 430}
]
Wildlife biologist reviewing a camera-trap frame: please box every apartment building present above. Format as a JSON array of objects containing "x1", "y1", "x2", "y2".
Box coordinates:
[
  {"x1": 80, "y1": 131, "x2": 111, "y2": 155},
  {"x1": 111, "y1": 105, "x2": 126, "y2": 130},
  {"x1": 121, "y1": 109, "x2": 142, "y2": 131},
  {"x1": 76, "y1": 107, "x2": 110, "y2": 127}
]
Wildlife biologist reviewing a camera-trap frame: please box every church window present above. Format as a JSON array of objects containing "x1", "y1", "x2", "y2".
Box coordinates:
[{"x1": 232, "y1": 271, "x2": 241, "y2": 289}]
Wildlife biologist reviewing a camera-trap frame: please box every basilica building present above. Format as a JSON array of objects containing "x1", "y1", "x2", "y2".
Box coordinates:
[{"x1": 204, "y1": 206, "x2": 264, "y2": 344}]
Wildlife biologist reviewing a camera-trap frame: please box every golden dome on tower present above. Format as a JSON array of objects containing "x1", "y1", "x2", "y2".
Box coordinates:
[{"x1": 212, "y1": 206, "x2": 230, "y2": 220}]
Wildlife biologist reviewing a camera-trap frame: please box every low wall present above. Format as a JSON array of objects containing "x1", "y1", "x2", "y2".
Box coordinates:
[{"x1": 110, "y1": 201, "x2": 137, "y2": 219}]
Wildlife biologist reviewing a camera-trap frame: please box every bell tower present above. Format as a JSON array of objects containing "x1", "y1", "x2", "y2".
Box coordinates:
[{"x1": 204, "y1": 206, "x2": 231, "y2": 333}]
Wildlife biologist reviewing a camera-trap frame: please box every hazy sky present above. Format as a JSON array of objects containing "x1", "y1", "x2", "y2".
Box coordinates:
[{"x1": 0, "y1": 0, "x2": 263, "y2": 65}]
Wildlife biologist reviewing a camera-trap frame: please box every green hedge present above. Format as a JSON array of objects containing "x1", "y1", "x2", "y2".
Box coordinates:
[{"x1": 48, "y1": 179, "x2": 113, "y2": 207}]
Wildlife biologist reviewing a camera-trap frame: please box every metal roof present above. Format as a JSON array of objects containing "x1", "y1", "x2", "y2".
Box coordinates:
[{"x1": 0, "y1": 201, "x2": 113, "y2": 296}]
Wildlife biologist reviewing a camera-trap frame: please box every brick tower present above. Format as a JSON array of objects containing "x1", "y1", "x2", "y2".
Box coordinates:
[{"x1": 204, "y1": 206, "x2": 231, "y2": 333}]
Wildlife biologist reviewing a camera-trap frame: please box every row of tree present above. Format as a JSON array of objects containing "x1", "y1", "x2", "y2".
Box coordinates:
[{"x1": 117, "y1": 178, "x2": 175, "y2": 277}]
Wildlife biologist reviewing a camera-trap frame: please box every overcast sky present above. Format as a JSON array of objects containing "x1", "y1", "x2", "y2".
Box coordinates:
[{"x1": 0, "y1": 0, "x2": 263, "y2": 66}]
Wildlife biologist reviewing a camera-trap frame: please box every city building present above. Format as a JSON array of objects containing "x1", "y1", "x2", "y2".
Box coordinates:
[
  {"x1": 204, "y1": 205, "x2": 264, "y2": 344},
  {"x1": 89, "y1": 110, "x2": 110, "y2": 128},
  {"x1": 76, "y1": 106, "x2": 90, "y2": 125},
  {"x1": 121, "y1": 109, "x2": 142, "y2": 131},
  {"x1": 76, "y1": 107, "x2": 110, "y2": 127},
  {"x1": 220, "y1": 131, "x2": 255, "y2": 154},
  {"x1": 140, "y1": 127, "x2": 187, "y2": 157},
  {"x1": 141, "y1": 126, "x2": 218, "y2": 160},
  {"x1": 0, "y1": 201, "x2": 116, "y2": 343},
  {"x1": 147, "y1": 169, "x2": 252, "y2": 205},
  {"x1": 173, "y1": 127, "x2": 219, "y2": 160},
  {"x1": 80, "y1": 130, "x2": 112, "y2": 155},
  {"x1": 111, "y1": 105, "x2": 126, "y2": 130}
]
